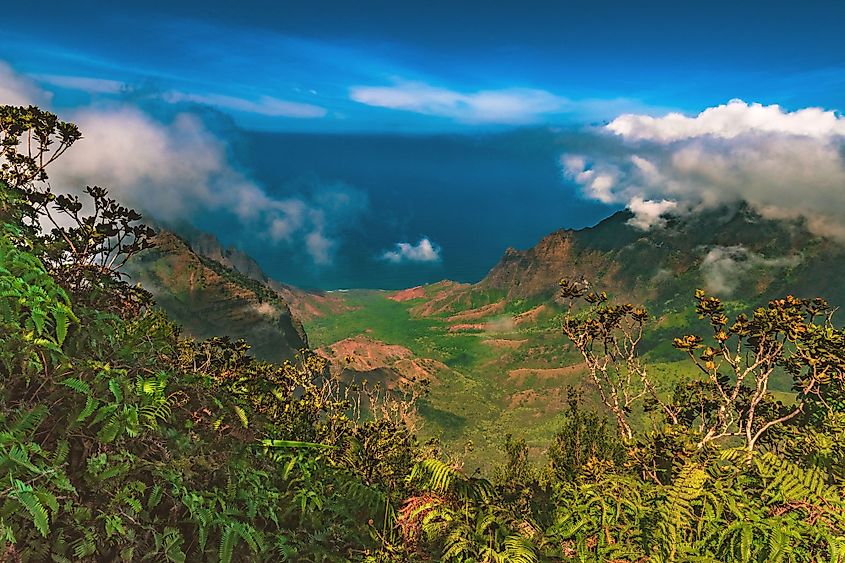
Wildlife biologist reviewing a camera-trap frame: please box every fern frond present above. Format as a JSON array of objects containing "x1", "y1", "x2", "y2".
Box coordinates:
[
  {"x1": 503, "y1": 535, "x2": 539, "y2": 563},
  {"x1": 11, "y1": 405, "x2": 48, "y2": 437},
  {"x1": 52, "y1": 439, "x2": 69, "y2": 465},
  {"x1": 655, "y1": 462, "x2": 708, "y2": 556},
  {"x1": 767, "y1": 526, "x2": 788, "y2": 563},
  {"x1": 108, "y1": 378, "x2": 123, "y2": 402},
  {"x1": 147, "y1": 484, "x2": 163, "y2": 510},
  {"x1": 11, "y1": 481, "x2": 49, "y2": 537},
  {"x1": 59, "y1": 377, "x2": 91, "y2": 395},
  {"x1": 233, "y1": 405, "x2": 248, "y2": 429},
  {"x1": 75, "y1": 396, "x2": 99, "y2": 423},
  {"x1": 410, "y1": 458, "x2": 493, "y2": 502},
  {"x1": 218, "y1": 524, "x2": 238, "y2": 563}
]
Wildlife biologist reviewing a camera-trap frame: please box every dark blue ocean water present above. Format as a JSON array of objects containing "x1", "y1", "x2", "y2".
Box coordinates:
[{"x1": 193, "y1": 128, "x2": 615, "y2": 290}]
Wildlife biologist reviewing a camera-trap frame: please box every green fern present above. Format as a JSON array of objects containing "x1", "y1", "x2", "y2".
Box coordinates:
[
  {"x1": 75, "y1": 396, "x2": 99, "y2": 423},
  {"x1": 410, "y1": 458, "x2": 493, "y2": 502},
  {"x1": 11, "y1": 480, "x2": 50, "y2": 537},
  {"x1": 218, "y1": 524, "x2": 238, "y2": 563},
  {"x1": 11, "y1": 406, "x2": 47, "y2": 437},
  {"x1": 502, "y1": 535, "x2": 539, "y2": 563},
  {"x1": 108, "y1": 378, "x2": 123, "y2": 402},
  {"x1": 655, "y1": 462, "x2": 708, "y2": 558},
  {"x1": 755, "y1": 452, "x2": 837, "y2": 505},
  {"x1": 233, "y1": 405, "x2": 249, "y2": 429},
  {"x1": 59, "y1": 377, "x2": 91, "y2": 395}
]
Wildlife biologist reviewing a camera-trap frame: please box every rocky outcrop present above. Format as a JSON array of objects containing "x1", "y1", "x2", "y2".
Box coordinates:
[{"x1": 479, "y1": 229, "x2": 618, "y2": 299}]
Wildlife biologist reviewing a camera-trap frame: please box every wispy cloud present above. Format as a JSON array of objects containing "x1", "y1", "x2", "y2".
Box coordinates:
[
  {"x1": 563, "y1": 99, "x2": 845, "y2": 239},
  {"x1": 23, "y1": 69, "x2": 328, "y2": 119},
  {"x1": 163, "y1": 91, "x2": 327, "y2": 118},
  {"x1": 0, "y1": 60, "x2": 360, "y2": 266},
  {"x1": 381, "y1": 237, "x2": 442, "y2": 263},
  {"x1": 35, "y1": 74, "x2": 125, "y2": 95},
  {"x1": 700, "y1": 245, "x2": 802, "y2": 295},
  {"x1": 351, "y1": 80, "x2": 567, "y2": 124}
]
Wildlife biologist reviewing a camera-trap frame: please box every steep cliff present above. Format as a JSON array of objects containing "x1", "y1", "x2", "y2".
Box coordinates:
[
  {"x1": 126, "y1": 231, "x2": 308, "y2": 363},
  {"x1": 477, "y1": 204, "x2": 845, "y2": 310}
]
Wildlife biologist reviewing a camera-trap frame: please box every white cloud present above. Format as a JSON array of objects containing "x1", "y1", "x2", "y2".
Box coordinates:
[
  {"x1": 700, "y1": 245, "x2": 802, "y2": 295},
  {"x1": 48, "y1": 108, "x2": 363, "y2": 263},
  {"x1": 0, "y1": 61, "x2": 51, "y2": 106},
  {"x1": 164, "y1": 91, "x2": 327, "y2": 118},
  {"x1": 626, "y1": 196, "x2": 677, "y2": 230},
  {"x1": 350, "y1": 80, "x2": 566, "y2": 124},
  {"x1": 305, "y1": 231, "x2": 333, "y2": 265},
  {"x1": 608, "y1": 99, "x2": 845, "y2": 142},
  {"x1": 35, "y1": 74, "x2": 125, "y2": 95},
  {"x1": 381, "y1": 237, "x2": 442, "y2": 264},
  {"x1": 0, "y1": 61, "x2": 359, "y2": 265},
  {"x1": 564, "y1": 100, "x2": 845, "y2": 239}
]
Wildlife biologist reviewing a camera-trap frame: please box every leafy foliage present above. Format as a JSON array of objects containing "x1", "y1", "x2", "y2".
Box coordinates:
[
  {"x1": 4, "y1": 103, "x2": 845, "y2": 562},
  {"x1": 0, "y1": 105, "x2": 417, "y2": 561}
]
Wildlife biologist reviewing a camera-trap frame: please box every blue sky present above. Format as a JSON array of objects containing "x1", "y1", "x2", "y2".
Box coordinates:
[
  {"x1": 4, "y1": 0, "x2": 845, "y2": 132},
  {"x1": 2, "y1": 1, "x2": 845, "y2": 289}
]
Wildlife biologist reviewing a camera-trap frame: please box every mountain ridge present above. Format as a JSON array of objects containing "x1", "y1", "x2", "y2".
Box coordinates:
[
  {"x1": 126, "y1": 229, "x2": 309, "y2": 363},
  {"x1": 472, "y1": 203, "x2": 845, "y2": 310}
]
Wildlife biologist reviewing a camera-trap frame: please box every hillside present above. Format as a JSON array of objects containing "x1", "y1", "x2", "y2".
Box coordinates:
[
  {"x1": 124, "y1": 205, "x2": 845, "y2": 466},
  {"x1": 303, "y1": 204, "x2": 845, "y2": 465},
  {"x1": 173, "y1": 227, "x2": 354, "y2": 322},
  {"x1": 494, "y1": 204, "x2": 845, "y2": 304},
  {"x1": 419, "y1": 203, "x2": 845, "y2": 315},
  {"x1": 125, "y1": 230, "x2": 309, "y2": 362}
]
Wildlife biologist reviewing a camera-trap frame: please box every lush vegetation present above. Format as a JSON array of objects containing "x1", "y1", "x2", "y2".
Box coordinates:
[
  {"x1": 3, "y1": 105, "x2": 845, "y2": 561},
  {"x1": 305, "y1": 289, "x2": 583, "y2": 468}
]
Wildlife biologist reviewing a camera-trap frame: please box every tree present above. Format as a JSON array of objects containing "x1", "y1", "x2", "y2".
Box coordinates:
[
  {"x1": 560, "y1": 278, "x2": 845, "y2": 454},
  {"x1": 558, "y1": 278, "x2": 679, "y2": 441},
  {"x1": 673, "y1": 291, "x2": 845, "y2": 452},
  {"x1": 0, "y1": 105, "x2": 81, "y2": 190},
  {"x1": 0, "y1": 105, "x2": 154, "y2": 315},
  {"x1": 545, "y1": 387, "x2": 625, "y2": 483}
]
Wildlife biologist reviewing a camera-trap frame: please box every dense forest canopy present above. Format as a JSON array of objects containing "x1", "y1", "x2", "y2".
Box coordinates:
[{"x1": 2, "y1": 105, "x2": 845, "y2": 561}]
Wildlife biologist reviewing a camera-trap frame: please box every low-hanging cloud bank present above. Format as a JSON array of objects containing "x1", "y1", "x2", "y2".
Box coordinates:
[
  {"x1": 0, "y1": 62, "x2": 51, "y2": 107},
  {"x1": 563, "y1": 99, "x2": 845, "y2": 240},
  {"x1": 700, "y1": 245, "x2": 802, "y2": 296},
  {"x1": 0, "y1": 62, "x2": 362, "y2": 265}
]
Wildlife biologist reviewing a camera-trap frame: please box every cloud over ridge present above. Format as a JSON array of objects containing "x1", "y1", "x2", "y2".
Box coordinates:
[
  {"x1": 700, "y1": 245, "x2": 802, "y2": 295},
  {"x1": 564, "y1": 99, "x2": 845, "y2": 239}
]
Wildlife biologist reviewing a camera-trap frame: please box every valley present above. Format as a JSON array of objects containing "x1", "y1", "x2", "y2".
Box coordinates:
[
  {"x1": 294, "y1": 204, "x2": 845, "y2": 466},
  {"x1": 305, "y1": 287, "x2": 586, "y2": 469},
  {"x1": 303, "y1": 286, "x2": 699, "y2": 469},
  {"x1": 6, "y1": 10, "x2": 845, "y2": 556},
  {"x1": 129, "y1": 204, "x2": 843, "y2": 469}
]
